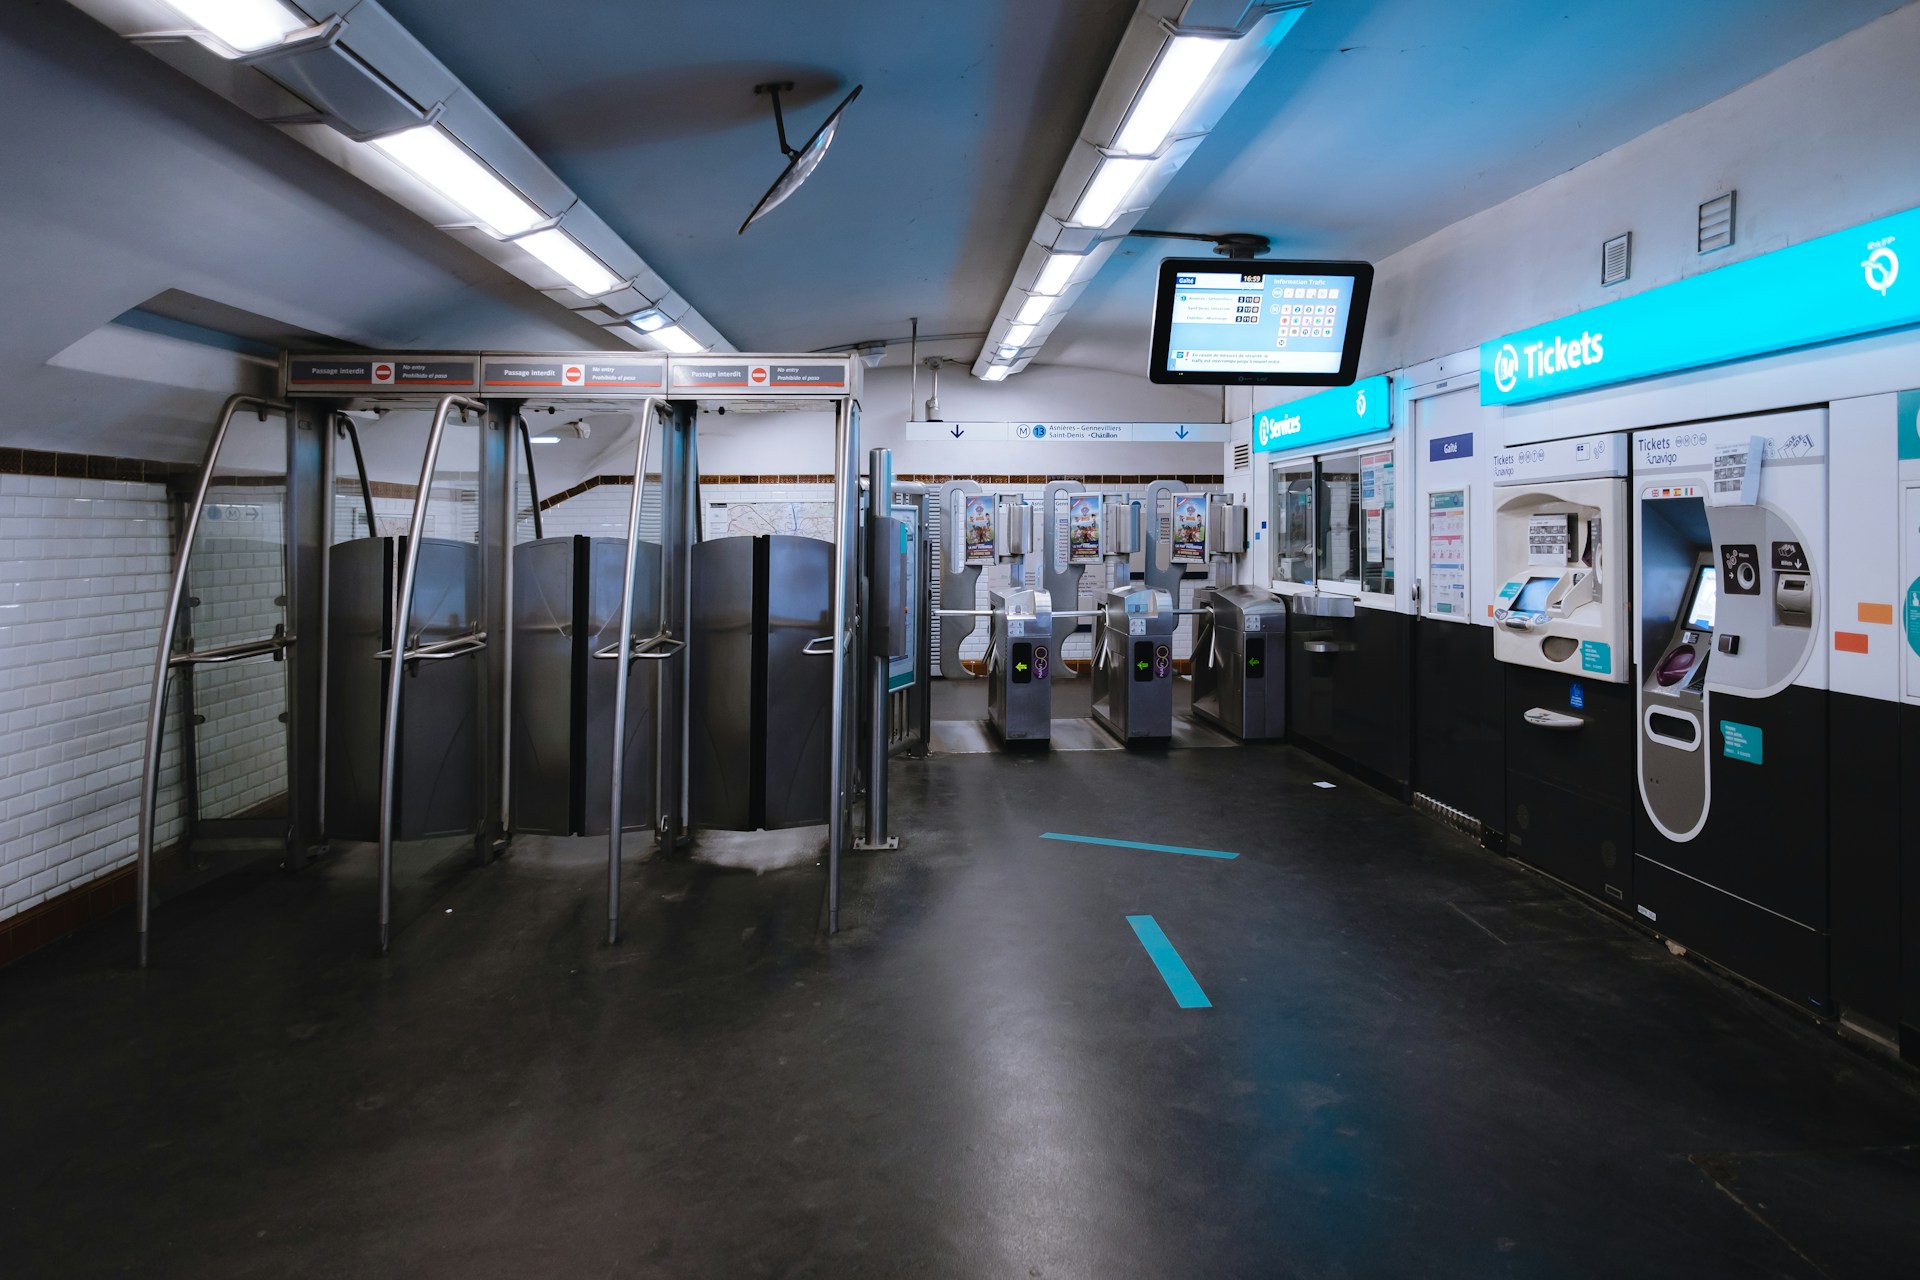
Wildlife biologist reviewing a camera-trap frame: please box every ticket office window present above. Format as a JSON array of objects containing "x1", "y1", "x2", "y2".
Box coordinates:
[
  {"x1": 1269, "y1": 462, "x2": 1316, "y2": 585},
  {"x1": 1267, "y1": 447, "x2": 1394, "y2": 596}
]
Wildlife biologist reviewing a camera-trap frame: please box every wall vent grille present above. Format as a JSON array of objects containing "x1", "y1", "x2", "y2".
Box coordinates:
[
  {"x1": 1232, "y1": 440, "x2": 1252, "y2": 471},
  {"x1": 1601, "y1": 232, "x2": 1631, "y2": 286},
  {"x1": 1698, "y1": 192, "x2": 1735, "y2": 254}
]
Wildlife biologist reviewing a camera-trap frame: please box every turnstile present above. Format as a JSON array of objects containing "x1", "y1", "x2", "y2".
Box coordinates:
[
  {"x1": 689, "y1": 534, "x2": 835, "y2": 830},
  {"x1": 1091, "y1": 584, "x2": 1176, "y2": 742},
  {"x1": 510, "y1": 536, "x2": 660, "y2": 836},
  {"x1": 986, "y1": 586, "x2": 1053, "y2": 742},
  {"x1": 1192, "y1": 585, "x2": 1287, "y2": 740},
  {"x1": 325, "y1": 535, "x2": 485, "y2": 841}
]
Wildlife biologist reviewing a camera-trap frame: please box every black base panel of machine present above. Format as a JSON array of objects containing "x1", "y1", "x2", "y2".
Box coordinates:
[
  {"x1": 1829, "y1": 690, "x2": 1902, "y2": 1028},
  {"x1": 1901, "y1": 703, "x2": 1920, "y2": 1061},
  {"x1": 1631, "y1": 855, "x2": 1831, "y2": 1015},
  {"x1": 1289, "y1": 606, "x2": 1411, "y2": 800},
  {"x1": 1506, "y1": 773, "x2": 1632, "y2": 910},
  {"x1": 1410, "y1": 620, "x2": 1504, "y2": 830},
  {"x1": 1632, "y1": 684, "x2": 1831, "y2": 1013},
  {"x1": 1505, "y1": 662, "x2": 1636, "y2": 808}
]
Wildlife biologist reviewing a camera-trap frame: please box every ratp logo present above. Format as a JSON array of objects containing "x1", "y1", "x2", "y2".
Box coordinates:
[
  {"x1": 1863, "y1": 240, "x2": 1899, "y2": 297},
  {"x1": 1492, "y1": 343, "x2": 1520, "y2": 394},
  {"x1": 1354, "y1": 389, "x2": 1367, "y2": 416}
]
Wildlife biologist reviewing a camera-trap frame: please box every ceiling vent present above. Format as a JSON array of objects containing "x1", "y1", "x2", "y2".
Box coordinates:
[
  {"x1": 1601, "y1": 233, "x2": 1631, "y2": 286},
  {"x1": 1698, "y1": 192, "x2": 1736, "y2": 254},
  {"x1": 1232, "y1": 439, "x2": 1252, "y2": 471}
]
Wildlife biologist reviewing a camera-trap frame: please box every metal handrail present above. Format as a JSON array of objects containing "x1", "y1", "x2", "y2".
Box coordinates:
[
  {"x1": 335, "y1": 414, "x2": 376, "y2": 535},
  {"x1": 592, "y1": 630, "x2": 684, "y2": 661},
  {"x1": 605, "y1": 397, "x2": 664, "y2": 946},
  {"x1": 374, "y1": 630, "x2": 488, "y2": 662},
  {"x1": 137, "y1": 392, "x2": 292, "y2": 966},
  {"x1": 378, "y1": 394, "x2": 486, "y2": 954},
  {"x1": 168, "y1": 629, "x2": 295, "y2": 667},
  {"x1": 802, "y1": 635, "x2": 837, "y2": 656}
]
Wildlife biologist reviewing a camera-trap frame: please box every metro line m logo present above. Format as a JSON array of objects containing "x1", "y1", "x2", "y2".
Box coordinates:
[{"x1": 1492, "y1": 344, "x2": 1520, "y2": 394}]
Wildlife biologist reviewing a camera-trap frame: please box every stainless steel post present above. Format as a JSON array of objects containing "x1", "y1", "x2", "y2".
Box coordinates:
[
  {"x1": 827, "y1": 401, "x2": 860, "y2": 932},
  {"x1": 136, "y1": 394, "x2": 289, "y2": 967},
  {"x1": 859, "y1": 447, "x2": 897, "y2": 851},
  {"x1": 377, "y1": 395, "x2": 485, "y2": 955},
  {"x1": 605, "y1": 399, "x2": 661, "y2": 945}
]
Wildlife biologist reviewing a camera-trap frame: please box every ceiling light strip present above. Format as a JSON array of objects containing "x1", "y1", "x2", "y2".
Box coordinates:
[
  {"x1": 971, "y1": 1, "x2": 1308, "y2": 379},
  {"x1": 75, "y1": 0, "x2": 729, "y2": 355}
]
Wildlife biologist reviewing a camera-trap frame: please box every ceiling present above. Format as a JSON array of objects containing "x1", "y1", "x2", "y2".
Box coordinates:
[{"x1": 1, "y1": 0, "x2": 1910, "y2": 460}]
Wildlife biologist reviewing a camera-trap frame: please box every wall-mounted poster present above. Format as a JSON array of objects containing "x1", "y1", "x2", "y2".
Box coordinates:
[
  {"x1": 964, "y1": 495, "x2": 997, "y2": 564},
  {"x1": 1172, "y1": 493, "x2": 1207, "y2": 562},
  {"x1": 1069, "y1": 495, "x2": 1102, "y2": 563}
]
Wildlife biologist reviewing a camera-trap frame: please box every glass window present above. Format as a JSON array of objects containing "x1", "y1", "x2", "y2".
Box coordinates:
[
  {"x1": 1269, "y1": 464, "x2": 1315, "y2": 584},
  {"x1": 1317, "y1": 451, "x2": 1362, "y2": 585}
]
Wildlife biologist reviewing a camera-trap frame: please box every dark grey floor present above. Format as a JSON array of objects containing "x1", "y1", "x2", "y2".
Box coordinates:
[{"x1": 4, "y1": 738, "x2": 1920, "y2": 1277}]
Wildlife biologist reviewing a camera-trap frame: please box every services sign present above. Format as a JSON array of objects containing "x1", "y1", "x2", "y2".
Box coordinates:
[{"x1": 1251, "y1": 374, "x2": 1391, "y2": 454}]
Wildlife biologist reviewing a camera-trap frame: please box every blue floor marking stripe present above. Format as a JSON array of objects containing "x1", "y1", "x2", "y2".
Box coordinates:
[
  {"x1": 1126, "y1": 915, "x2": 1212, "y2": 1008},
  {"x1": 1041, "y1": 832, "x2": 1239, "y2": 860}
]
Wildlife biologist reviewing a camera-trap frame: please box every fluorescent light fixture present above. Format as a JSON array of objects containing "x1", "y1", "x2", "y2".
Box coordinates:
[
  {"x1": 997, "y1": 344, "x2": 1021, "y2": 359},
  {"x1": 1112, "y1": 36, "x2": 1232, "y2": 156},
  {"x1": 371, "y1": 126, "x2": 545, "y2": 238},
  {"x1": 1003, "y1": 322, "x2": 1037, "y2": 347},
  {"x1": 649, "y1": 324, "x2": 705, "y2": 354},
  {"x1": 1014, "y1": 295, "x2": 1055, "y2": 327},
  {"x1": 1069, "y1": 156, "x2": 1153, "y2": 229},
  {"x1": 527, "y1": 435, "x2": 561, "y2": 444},
  {"x1": 1032, "y1": 251, "x2": 1085, "y2": 297},
  {"x1": 516, "y1": 228, "x2": 623, "y2": 296},
  {"x1": 164, "y1": 0, "x2": 309, "y2": 55},
  {"x1": 628, "y1": 309, "x2": 669, "y2": 332},
  {"x1": 981, "y1": 365, "x2": 1012, "y2": 382}
]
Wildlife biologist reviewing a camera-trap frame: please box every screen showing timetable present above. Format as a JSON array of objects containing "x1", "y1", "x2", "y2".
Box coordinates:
[{"x1": 1149, "y1": 258, "x2": 1373, "y2": 386}]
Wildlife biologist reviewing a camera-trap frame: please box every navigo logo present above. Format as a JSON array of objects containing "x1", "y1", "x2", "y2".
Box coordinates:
[
  {"x1": 1492, "y1": 344, "x2": 1520, "y2": 394},
  {"x1": 1863, "y1": 237, "x2": 1899, "y2": 297}
]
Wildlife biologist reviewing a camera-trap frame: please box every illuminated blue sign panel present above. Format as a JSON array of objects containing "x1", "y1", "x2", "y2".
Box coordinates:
[
  {"x1": 1480, "y1": 205, "x2": 1920, "y2": 405},
  {"x1": 1253, "y1": 374, "x2": 1391, "y2": 453}
]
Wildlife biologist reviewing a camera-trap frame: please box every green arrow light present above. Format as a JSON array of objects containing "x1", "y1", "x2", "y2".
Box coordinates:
[
  {"x1": 1137, "y1": 660, "x2": 1149, "y2": 670},
  {"x1": 1015, "y1": 662, "x2": 1029, "y2": 672}
]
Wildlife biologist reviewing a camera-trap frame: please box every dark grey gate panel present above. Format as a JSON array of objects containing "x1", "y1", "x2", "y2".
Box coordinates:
[
  {"x1": 763, "y1": 535, "x2": 833, "y2": 829},
  {"x1": 689, "y1": 537, "x2": 757, "y2": 830}
]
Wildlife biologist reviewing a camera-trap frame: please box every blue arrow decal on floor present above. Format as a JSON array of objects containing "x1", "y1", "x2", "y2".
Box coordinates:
[
  {"x1": 1041, "y1": 832, "x2": 1238, "y2": 859},
  {"x1": 1126, "y1": 916, "x2": 1211, "y2": 1008}
]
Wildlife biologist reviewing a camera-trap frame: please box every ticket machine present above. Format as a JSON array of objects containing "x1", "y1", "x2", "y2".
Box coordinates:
[
  {"x1": 1487, "y1": 433, "x2": 1634, "y2": 907},
  {"x1": 1631, "y1": 410, "x2": 1829, "y2": 1012}
]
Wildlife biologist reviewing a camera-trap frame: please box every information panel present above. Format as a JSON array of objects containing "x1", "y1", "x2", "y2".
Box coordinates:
[
  {"x1": 668, "y1": 357, "x2": 852, "y2": 395},
  {"x1": 286, "y1": 354, "x2": 479, "y2": 394},
  {"x1": 1150, "y1": 257, "x2": 1373, "y2": 386},
  {"x1": 482, "y1": 354, "x2": 664, "y2": 394}
]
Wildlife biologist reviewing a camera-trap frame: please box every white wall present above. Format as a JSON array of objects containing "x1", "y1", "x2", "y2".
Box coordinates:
[
  {"x1": 1354, "y1": 1, "x2": 1920, "y2": 385},
  {"x1": 687, "y1": 362, "x2": 1227, "y2": 478}
]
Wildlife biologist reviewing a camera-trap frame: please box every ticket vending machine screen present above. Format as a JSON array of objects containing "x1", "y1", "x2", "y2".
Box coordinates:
[
  {"x1": 1512, "y1": 576, "x2": 1559, "y2": 615},
  {"x1": 1685, "y1": 564, "x2": 1718, "y2": 631}
]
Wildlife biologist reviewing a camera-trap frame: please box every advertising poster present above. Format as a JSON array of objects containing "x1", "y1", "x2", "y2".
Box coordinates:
[
  {"x1": 1069, "y1": 495, "x2": 1102, "y2": 563},
  {"x1": 964, "y1": 495, "x2": 997, "y2": 564},
  {"x1": 1171, "y1": 493, "x2": 1207, "y2": 562}
]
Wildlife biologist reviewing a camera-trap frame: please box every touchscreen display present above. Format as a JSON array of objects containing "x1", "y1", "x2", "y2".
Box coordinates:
[
  {"x1": 1150, "y1": 258, "x2": 1373, "y2": 386},
  {"x1": 1686, "y1": 564, "x2": 1717, "y2": 631},
  {"x1": 1513, "y1": 576, "x2": 1558, "y2": 614}
]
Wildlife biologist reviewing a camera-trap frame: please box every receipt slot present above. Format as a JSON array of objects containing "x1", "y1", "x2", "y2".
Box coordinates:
[
  {"x1": 1487, "y1": 434, "x2": 1635, "y2": 907},
  {"x1": 1631, "y1": 410, "x2": 1830, "y2": 1013},
  {"x1": 1092, "y1": 584, "x2": 1176, "y2": 742}
]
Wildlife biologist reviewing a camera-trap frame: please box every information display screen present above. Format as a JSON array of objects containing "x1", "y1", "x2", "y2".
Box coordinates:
[
  {"x1": 1686, "y1": 564, "x2": 1718, "y2": 631},
  {"x1": 1149, "y1": 257, "x2": 1373, "y2": 386},
  {"x1": 1513, "y1": 576, "x2": 1559, "y2": 615}
]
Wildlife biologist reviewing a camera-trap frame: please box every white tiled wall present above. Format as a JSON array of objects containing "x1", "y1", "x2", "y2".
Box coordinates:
[
  {"x1": 185, "y1": 486, "x2": 288, "y2": 820},
  {"x1": 0, "y1": 475, "x2": 185, "y2": 921}
]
